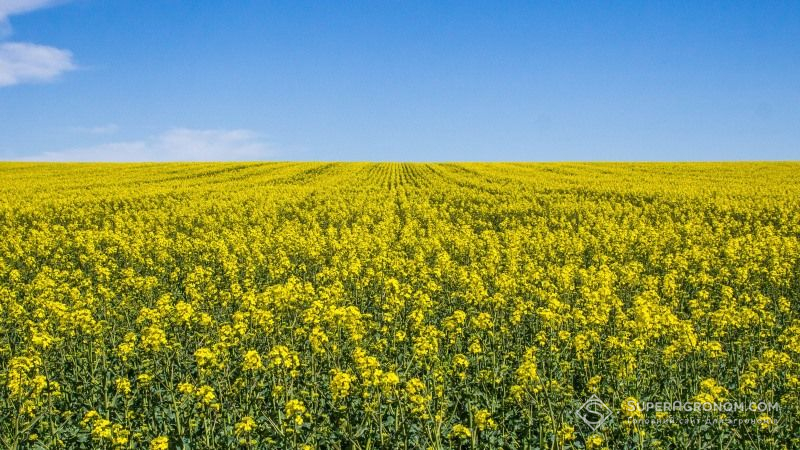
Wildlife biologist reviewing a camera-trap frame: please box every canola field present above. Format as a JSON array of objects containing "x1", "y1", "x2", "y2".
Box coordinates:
[{"x1": 1, "y1": 162, "x2": 799, "y2": 450}]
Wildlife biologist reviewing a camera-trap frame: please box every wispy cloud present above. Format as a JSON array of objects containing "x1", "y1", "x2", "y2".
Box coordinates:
[
  {"x1": 0, "y1": 1, "x2": 75, "y2": 86},
  {"x1": 0, "y1": 0, "x2": 63, "y2": 32},
  {"x1": 66, "y1": 124, "x2": 120, "y2": 135},
  {"x1": 21, "y1": 128, "x2": 278, "y2": 161},
  {"x1": 0, "y1": 42, "x2": 75, "y2": 86}
]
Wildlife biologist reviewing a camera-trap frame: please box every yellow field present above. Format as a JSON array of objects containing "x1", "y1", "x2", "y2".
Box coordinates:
[{"x1": 1, "y1": 162, "x2": 799, "y2": 449}]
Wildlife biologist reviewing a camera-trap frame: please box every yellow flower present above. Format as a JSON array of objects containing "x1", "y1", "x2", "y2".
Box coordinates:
[
  {"x1": 31, "y1": 329, "x2": 54, "y2": 349},
  {"x1": 379, "y1": 371, "x2": 400, "y2": 395},
  {"x1": 468, "y1": 340, "x2": 483, "y2": 354},
  {"x1": 330, "y1": 369, "x2": 355, "y2": 401},
  {"x1": 448, "y1": 423, "x2": 472, "y2": 440},
  {"x1": 116, "y1": 333, "x2": 137, "y2": 362},
  {"x1": 111, "y1": 424, "x2": 130, "y2": 446},
  {"x1": 471, "y1": 312, "x2": 494, "y2": 330},
  {"x1": 586, "y1": 433, "x2": 604, "y2": 449},
  {"x1": 81, "y1": 410, "x2": 100, "y2": 428},
  {"x1": 194, "y1": 347, "x2": 220, "y2": 369},
  {"x1": 235, "y1": 416, "x2": 257, "y2": 435},
  {"x1": 115, "y1": 378, "x2": 131, "y2": 396},
  {"x1": 149, "y1": 436, "x2": 169, "y2": 450},
  {"x1": 587, "y1": 375, "x2": 602, "y2": 393},
  {"x1": 515, "y1": 348, "x2": 539, "y2": 385},
  {"x1": 758, "y1": 414, "x2": 774, "y2": 430},
  {"x1": 268, "y1": 345, "x2": 300, "y2": 370},
  {"x1": 473, "y1": 409, "x2": 497, "y2": 431},
  {"x1": 6, "y1": 356, "x2": 40, "y2": 399},
  {"x1": 695, "y1": 378, "x2": 728, "y2": 403},
  {"x1": 140, "y1": 325, "x2": 168, "y2": 352},
  {"x1": 6, "y1": 163, "x2": 800, "y2": 448},
  {"x1": 451, "y1": 354, "x2": 470, "y2": 380},
  {"x1": 90, "y1": 418, "x2": 112, "y2": 440},
  {"x1": 285, "y1": 399, "x2": 306, "y2": 426},
  {"x1": 621, "y1": 397, "x2": 643, "y2": 419},
  {"x1": 309, "y1": 327, "x2": 329, "y2": 353},
  {"x1": 175, "y1": 301, "x2": 195, "y2": 324},
  {"x1": 404, "y1": 378, "x2": 430, "y2": 418},
  {"x1": 196, "y1": 385, "x2": 219, "y2": 409},
  {"x1": 178, "y1": 382, "x2": 195, "y2": 395},
  {"x1": 412, "y1": 326, "x2": 441, "y2": 360},
  {"x1": 242, "y1": 349, "x2": 264, "y2": 371},
  {"x1": 557, "y1": 424, "x2": 575, "y2": 443}
]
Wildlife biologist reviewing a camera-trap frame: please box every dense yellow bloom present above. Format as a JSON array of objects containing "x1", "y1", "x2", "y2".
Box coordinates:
[
  {"x1": 268, "y1": 345, "x2": 300, "y2": 370},
  {"x1": 412, "y1": 325, "x2": 441, "y2": 360},
  {"x1": 442, "y1": 310, "x2": 467, "y2": 331},
  {"x1": 90, "y1": 418, "x2": 112, "y2": 440},
  {"x1": 235, "y1": 416, "x2": 257, "y2": 435},
  {"x1": 449, "y1": 423, "x2": 472, "y2": 440},
  {"x1": 115, "y1": 333, "x2": 137, "y2": 362},
  {"x1": 285, "y1": 399, "x2": 306, "y2": 426},
  {"x1": 587, "y1": 375, "x2": 602, "y2": 393},
  {"x1": 111, "y1": 424, "x2": 130, "y2": 447},
  {"x1": 242, "y1": 349, "x2": 264, "y2": 371},
  {"x1": 473, "y1": 409, "x2": 497, "y2": 431},
  {"x1": 515, "y1": 348, "x2": 539, "y2": 385},
  {"x1": 194, "y1": 347, "x2": 220, "y2": 370},
  {"x1": 352, "y1": 347, "x2": 381, "y2": 385},
  {"x1": 738, "y1": 371, "x2": 757, "y2": 394},
  {"x1": 115, "y1": 378, "x2": 131, "y2": 396},
  {"x1": 178, "y1": 382, "x2": 195, "y2": 395},
  {"x1": 471, "y1": 312, "x2": 494, "y2": 330},
  {"x1": 149, "y1": 436, "x2": 169, "y2": 450},
  {"x1": 379, "y1": 371, "x2": 400, "y2": 395},
  {"x1": 309, "y1": 326, "x2": 329, "y2": 353},
  {"x1": 6, "y1": 356, "x2": 41, "y2": 399},
  {"x1": 2, "y1": 162, "x2": 799, "y2": 449},
  {"x1": 558, "y1": 424, "x2": 576, "y2": 443},
  {"x1": 140, "y1": 325, "x2": 168, "y2": 352},
  {"x1": 80, "y1": 412, "x2": 128, "y2": 447},
  {"x1": 31, "y1": 328, "x2": 54, "y2": 349},
  {"x1": 330, "y1": 369, "x2": 355, "y2": 401},
  {"x1": 468, "y1": 340, "x2": 483, "y2": 355},
  {"x1": 404, "y1": 378, "x2": 431, "y2": 418},
  {"x1": 81, "y1": 410, "x2": 100, "y2": 428},
  {"x1": 695, "y1": 378, "x2": 728, "y2": 403},
  {"x1": 175, "y1": 301, "x2": 195, "y2": 324},
  {"x1": 453, "y1": 353, "x2": 469, "y2": 370},
  {"x1": 196, "y1": 385, "x2": 219, "y2": 409}
]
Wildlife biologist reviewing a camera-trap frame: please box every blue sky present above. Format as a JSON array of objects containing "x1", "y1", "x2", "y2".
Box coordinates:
[{"x1": 0, "y1": 1, "x2": 798, "y2": 161}]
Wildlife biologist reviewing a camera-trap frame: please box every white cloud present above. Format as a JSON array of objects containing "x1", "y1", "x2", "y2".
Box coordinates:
[
  {"x1": 0, "y1": 1, "x2": 75, "y2": 87},
  {"x1": 0, "y1": 0, "x2": 64, "y2": 36},
  {"x1": 67, "y1": 124, "x2": 120, "y2": 135},
  {"x1": 22, "y1": 128, "x2": 278, "y2": 161},
  {"x1": 0, "y1": 42, "x2": 75, "y2": 86},
  {"x1": 0, "y1": 0, "x2": 61, "y2": 17}
]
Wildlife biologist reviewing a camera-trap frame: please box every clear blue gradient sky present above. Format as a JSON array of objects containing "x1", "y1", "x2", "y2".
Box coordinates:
[{"x1": 0, "y1": 1, "x2": 798, "y2": 161}]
